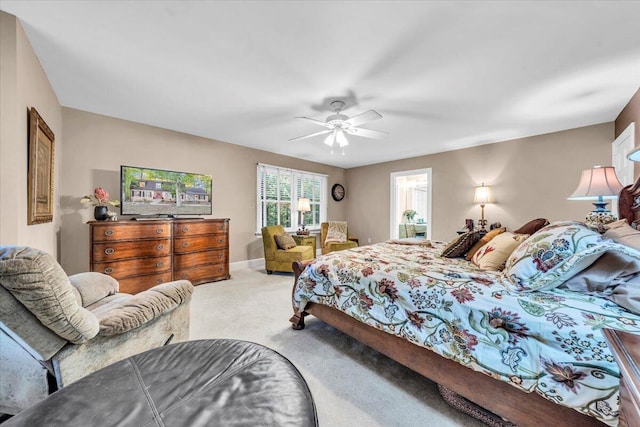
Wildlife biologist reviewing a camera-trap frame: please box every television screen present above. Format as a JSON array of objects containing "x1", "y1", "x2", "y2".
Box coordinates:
[{"x1": 121, "y1": 165, "x2": 212, "y2": 216}]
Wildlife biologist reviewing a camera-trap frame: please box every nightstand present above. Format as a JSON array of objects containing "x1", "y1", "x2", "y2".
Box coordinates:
[
  {"x1": 292, "y1": 234, "x2": 316, "y2": 258},
  {"x1": 602, "y1": 329, "x2": 640, "y2": 427}
]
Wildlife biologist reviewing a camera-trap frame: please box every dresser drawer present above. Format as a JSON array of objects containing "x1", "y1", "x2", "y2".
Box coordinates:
[
  {"x1": 93, "y1": 255, "x2": 171, "y2": 279},
  {"x1": 117, "y1": 272, "x2": 173, "y2": 294},
  {"x1": 92, "y1": 223, "x2": 171, "y2": 241},
  {"x1": 174, "y1": 249, "x2": 227, "y2": 270},
  {"x1": 173, "y1": 220, "x2": 228, "y2": 237},
  {"x1": 174, "y1": 235, "x2": 228, "y2": 253},
  {"x1": 92, "y1": 239, "x2": 171, "y2": 262},
  {"x1": 174, "y1": 264, "x2": 229, "y2": 284}
]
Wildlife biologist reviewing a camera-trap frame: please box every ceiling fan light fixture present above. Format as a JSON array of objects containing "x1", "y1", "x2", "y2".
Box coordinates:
[
  {"x1": 323, "y1": 132, "x2": 335, "y2": 147},
  {"x1": 336, "y1": 129, "x2": 349, "y2": 147}
]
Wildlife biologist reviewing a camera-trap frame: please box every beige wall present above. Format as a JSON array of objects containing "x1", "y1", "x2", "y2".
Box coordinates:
[
  {"x1": 345, "y1": 124, "x2": 614, "y2": 243},
  {"x1": 0, "y1": 12, "x2": 62, "y2": 256},
  {"x1": 615, "y1": 87, "x2": 640, "y2": 177},
  {"x1": 59, "y1": 108, "x2": 346, "y2": 274}
]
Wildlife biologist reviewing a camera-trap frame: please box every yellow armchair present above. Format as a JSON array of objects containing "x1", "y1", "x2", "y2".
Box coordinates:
[
  {"x1": 262, "y1": 225, "x2": 314, "y2": 274},
  {"x1": 320, "y1": 222, "x2": 358, "y2": 255}
]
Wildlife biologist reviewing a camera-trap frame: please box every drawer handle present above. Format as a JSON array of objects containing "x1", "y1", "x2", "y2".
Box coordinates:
[
  {"x1": 181, "y1": 273, "x2": 188, "y2": 279},
  {"x1": 182, "y1": 227, "x2": 189, "y2": 233},
  {"x1": 218, "y1": 266, "x2": 224, "y2": 272},
  {"x1": 156, "y1": 261, "x2": 164, "y2": 267},
  {"x1": 104, "y1": 230, "x2": 114, "y2": 236},
  {"x1": 182, "y1": 242, "x2": 189, "y2": 248},
  {"x1": 218, "y1": 225, "x2": 224, "y2": 230},
  {"x1": 218, "y1": 253, "x2": 224, "y2": 259},
  {"x1": 104, "y1": 267, "x2": 114, "y2": 274},
  {"x1": 156, "y1": 228, "x2": 163, "y2": 234},
  {"x1": 104, "y1": 248, "x2": 115, "y2": 255},
  {"x1": 157, "y1": 244, "x2": 164, "y2": 250},
  {"x1": 156, "y1": 279, "x2": 162, "y2": 285},
  {"x1": 218, "y1": 239, "x2": 224, "y2": 244}
]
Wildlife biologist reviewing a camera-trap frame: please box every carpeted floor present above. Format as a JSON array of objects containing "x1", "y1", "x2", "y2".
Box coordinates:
[{"x1": 190, "y1": 268, "x2": 485, "y2": 427}]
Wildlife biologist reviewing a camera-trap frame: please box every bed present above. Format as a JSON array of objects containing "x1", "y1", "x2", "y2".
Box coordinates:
[{"x1": 290, "y1": 182, "x2": 640, "y2": 427}]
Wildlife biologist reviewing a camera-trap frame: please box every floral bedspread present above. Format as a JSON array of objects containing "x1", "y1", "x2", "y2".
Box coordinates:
[{"x1": 292, "y1": 242, "x2": 640, "y2": 426}]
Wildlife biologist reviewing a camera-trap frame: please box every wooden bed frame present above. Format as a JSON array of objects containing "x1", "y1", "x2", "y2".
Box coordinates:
[{"x1": 289, "y1": 180, "x2": 640, "y2": 427}]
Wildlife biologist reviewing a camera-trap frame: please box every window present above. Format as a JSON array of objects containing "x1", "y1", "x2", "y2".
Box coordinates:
[{"x1": 257, "y1": 163, "x2": 327, "y2": 233}]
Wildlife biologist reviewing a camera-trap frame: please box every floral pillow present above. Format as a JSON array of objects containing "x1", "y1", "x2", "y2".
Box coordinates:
[
  {"x1": 504, "y1": 221, "x2": 605, "y2": 291},
  {"x1": 471, "y1": 232, "x2": 529, "y2": 271}
]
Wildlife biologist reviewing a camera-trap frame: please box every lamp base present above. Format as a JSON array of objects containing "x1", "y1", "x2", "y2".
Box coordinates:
[{"x1": 585, "y1": 210, "x2": 617, "y2": 227}]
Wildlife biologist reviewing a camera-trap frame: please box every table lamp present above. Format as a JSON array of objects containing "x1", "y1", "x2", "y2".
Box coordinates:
[
  {"x1": 567, "y1": 165, "x2": 623, "y2": 226},
  {"x1": 473, "y1": 183, "x2": 493, "y2": 231},
  {"x1": 296, "y1": 197, "x2": 311, "y2": 235}
]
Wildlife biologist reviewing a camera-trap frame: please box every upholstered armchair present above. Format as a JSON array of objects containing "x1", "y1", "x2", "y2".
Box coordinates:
[
  {"x1": 320, "y1": 222, "x2": 358, "y2": 255},
  {"x1": 262, "y1": 225, "x2": 314, "y2": 274},
  {"x1": 0, "y1": 246, "x2": 193, "y2": 415}
]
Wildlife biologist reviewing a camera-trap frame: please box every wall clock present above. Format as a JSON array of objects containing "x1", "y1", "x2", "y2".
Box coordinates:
[{"x1": 331, "y1": 183, "x2": 345, "y2": 201}]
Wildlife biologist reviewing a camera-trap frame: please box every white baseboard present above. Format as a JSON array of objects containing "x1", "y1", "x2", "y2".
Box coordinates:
[{"x1": 230, "y1": 258, "x2": 265, "y2": 272}]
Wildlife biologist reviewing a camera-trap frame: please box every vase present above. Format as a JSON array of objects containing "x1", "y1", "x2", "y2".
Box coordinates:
[{"x1": 94, "y1": 205, "x2": 109, "y2": 221}]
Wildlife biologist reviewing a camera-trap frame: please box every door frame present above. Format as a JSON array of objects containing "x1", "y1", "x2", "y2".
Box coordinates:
[{"x1": 389, "y1": 168, "x2": 432, "y2": 240}]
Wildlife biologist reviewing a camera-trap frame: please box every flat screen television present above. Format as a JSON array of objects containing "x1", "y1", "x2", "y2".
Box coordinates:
[{"x1": 120, "y1": 165, "x2": 212, "y2": 217}]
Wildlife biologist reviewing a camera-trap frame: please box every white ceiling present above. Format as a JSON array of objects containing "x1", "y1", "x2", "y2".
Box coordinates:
[{"x1": 2, "y1": 1, "x2": 640, "y2": 168}]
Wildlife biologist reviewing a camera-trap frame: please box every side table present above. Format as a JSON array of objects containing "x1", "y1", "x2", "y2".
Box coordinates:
[
  {"x1": 602, "y1": 329, "x2": 640, "y2": 427},
  {"x1": 293, "y1": 234, "x2": 316, "y2": 258}
]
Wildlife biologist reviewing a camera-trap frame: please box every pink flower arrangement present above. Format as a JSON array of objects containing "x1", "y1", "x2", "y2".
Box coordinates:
[{"x1": 81, "y1": 187, "x2": 120, "y2": 207}]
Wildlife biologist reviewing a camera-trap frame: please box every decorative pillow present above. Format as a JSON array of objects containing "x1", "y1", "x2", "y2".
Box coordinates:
[
  {"x1": 504, "y1": 221, "x2": 605, "y2": 291},
  {"x1": 604, "y1": 219, "x2": 640, "y2": 250},
  {"x1": 513, "y1": 218, "x2": 549, "y2": 235},
  {"x1": 465, "y1": 227, "x2": 506, "y2": 261},
  {"x1": 274, "y1": 233, "x2": 297, "y2": 250},
  {"x1": 325, "y1": 221, "x2": 348, "y2": 244},
  {"x1": 471, "y1": 232, "x2": 529, "y2": 271},
  {"x1": 441, "y1": 231, "x2": 481, "y2": 258}
]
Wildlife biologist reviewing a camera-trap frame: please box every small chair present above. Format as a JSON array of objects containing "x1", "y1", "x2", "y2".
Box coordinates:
[
  {"x1": 404, "y1": 224, "x2": 417, "y2": 238},
  {"x1": 320, "y1": 222, "x2": 358, "y2": 255},
  {"x1": 262, "y1": 225, "x2": 314, "y2": 274},
  {"x1": 0, "y1": 246, "x2": 193, "y2": 415}
]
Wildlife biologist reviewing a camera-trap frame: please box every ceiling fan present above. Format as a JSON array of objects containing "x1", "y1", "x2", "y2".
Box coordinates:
[{"x1": 290, "y1": 101, "x2": 387, "y2": 149}]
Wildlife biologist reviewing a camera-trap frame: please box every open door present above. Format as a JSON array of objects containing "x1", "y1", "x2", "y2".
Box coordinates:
[{"x1": 390, "y1": 168, "x2": 432, "y2": 239}]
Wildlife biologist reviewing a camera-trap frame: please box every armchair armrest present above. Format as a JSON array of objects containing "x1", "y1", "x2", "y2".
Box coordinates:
[
  {"x1": 96, "y1": 280, "x2": 194, "y2": 336},
  {"x1": 69, "y1": 272, "x2": 119, "y2": 307}
]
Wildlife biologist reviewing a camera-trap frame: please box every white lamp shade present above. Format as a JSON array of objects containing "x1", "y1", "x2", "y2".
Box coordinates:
[
  {"x1": 323, "y1": 132, "x2": 335, "y2": 147},
  {"x1": 335, "y1": 129, "x2": 349, "y2": 147},
  {"x1": 567, "y1": 165, "x2": 623, "y2": 200},
  {"x1": 473, "y1": 184, "x2": 494, "y2": 204},
  {"x1": 297, "y1": 197, "x2": 311, "y2": 212}
]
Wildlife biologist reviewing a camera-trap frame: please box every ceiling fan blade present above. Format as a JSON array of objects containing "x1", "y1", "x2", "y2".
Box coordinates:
[
  {"x1": 345, "y1": 127, "x2": 388, "y2": 140},
  {"x1": 295, "y1": 116, "x2": 332, "y2": 128},
  {"x1": 289, "y1": 129, "x2": 332, "y2": 142},
  {"x1": 343, "y1": 110, "x2": 382, "y2": 127}
]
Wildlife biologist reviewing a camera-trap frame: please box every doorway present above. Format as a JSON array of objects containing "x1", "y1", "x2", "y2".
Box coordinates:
[{"x1": 390, "y1": 168, "x2": 432, "y2": 239}]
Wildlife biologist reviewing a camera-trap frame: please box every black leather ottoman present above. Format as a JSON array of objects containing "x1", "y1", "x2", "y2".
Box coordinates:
[{"x1": 6, "y1": 339, "x2": 317, "y2": 426}]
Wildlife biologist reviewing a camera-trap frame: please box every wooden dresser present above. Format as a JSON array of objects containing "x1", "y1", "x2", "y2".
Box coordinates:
[
  {"x1": 173, "y1": 219, "x2": 230, "y2": 284},
  {"x1": 89, "y1": 219, "x2": 230, "y2": 293},
  {"x1": 602, "y1": 329, "x2": 640, "y2": 427}
]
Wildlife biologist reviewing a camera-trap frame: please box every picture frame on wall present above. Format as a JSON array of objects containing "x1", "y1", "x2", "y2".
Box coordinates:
[{"x1": 27, "y1": 107, "x2": 55, "y2": 225}]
